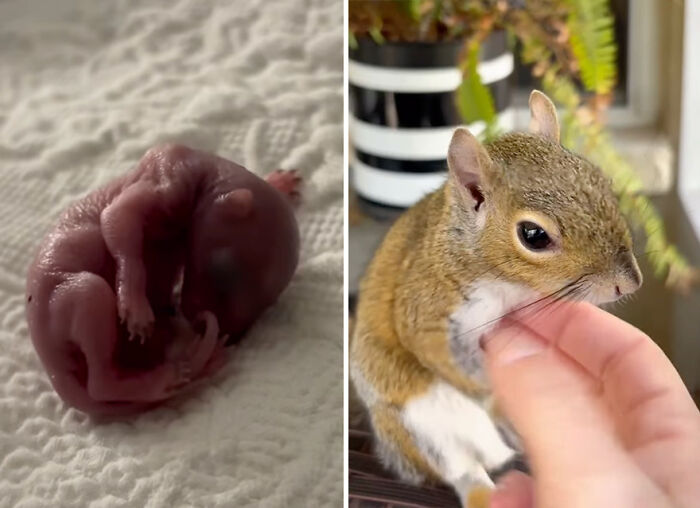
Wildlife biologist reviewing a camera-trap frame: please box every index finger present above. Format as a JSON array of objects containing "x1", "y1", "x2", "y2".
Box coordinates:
[
  {"x1": 512, "y1": 303, "x2": 666, "y2": 381},
  {"x1": 512, "y1": 302, "x2": 698, "y2": 438}
]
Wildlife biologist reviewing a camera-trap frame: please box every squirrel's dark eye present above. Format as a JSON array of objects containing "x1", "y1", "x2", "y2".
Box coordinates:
[{"x1": 517, "y1": 221, "x2": 551, "y2": 251}]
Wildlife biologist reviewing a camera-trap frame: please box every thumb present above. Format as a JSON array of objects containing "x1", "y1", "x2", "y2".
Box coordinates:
[{"x1": 483, "y1": 321, "x2": 633, "y2": 481}]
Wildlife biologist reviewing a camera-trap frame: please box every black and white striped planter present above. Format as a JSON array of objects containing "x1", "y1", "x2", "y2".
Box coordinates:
[{"x1": 349, "y1": 32, "x2": 514, "y2": 218}]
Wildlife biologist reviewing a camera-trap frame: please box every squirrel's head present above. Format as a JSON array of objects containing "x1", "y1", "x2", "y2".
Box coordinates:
[{"x1": 446, "y1": 90, "x2": 642, "y2": 304}]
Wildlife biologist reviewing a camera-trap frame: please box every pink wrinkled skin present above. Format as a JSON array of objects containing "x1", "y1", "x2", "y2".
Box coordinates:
[{"x1": 25, "y1": 144, "x2": 300, "y2": 417}]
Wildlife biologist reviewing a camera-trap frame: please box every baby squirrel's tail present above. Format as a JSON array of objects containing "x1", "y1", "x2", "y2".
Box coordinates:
[{"x1": 52, "y1": 370, "x2": 158, "y2": 420}]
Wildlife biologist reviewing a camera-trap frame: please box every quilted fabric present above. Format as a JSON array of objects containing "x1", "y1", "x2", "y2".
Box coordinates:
[{"x1": 0, "y1": 1, "x2": 343, "y2": 506}]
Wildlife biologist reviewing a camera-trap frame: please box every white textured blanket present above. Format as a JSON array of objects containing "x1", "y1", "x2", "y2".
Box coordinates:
[{"x1": 0, "y1": 1, "x2": 343, "y2": 506}]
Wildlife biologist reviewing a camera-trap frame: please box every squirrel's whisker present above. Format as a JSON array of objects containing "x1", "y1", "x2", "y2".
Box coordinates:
[{"x1": 453, "y1": 275, "x2": 589, "y2": 340}]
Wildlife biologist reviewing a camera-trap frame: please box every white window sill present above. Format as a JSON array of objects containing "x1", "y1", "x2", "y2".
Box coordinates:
[{"x1": 609, "y1": 126, "x2": 674, "y2": 196}]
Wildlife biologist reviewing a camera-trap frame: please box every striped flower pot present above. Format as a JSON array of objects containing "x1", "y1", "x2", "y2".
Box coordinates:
[{"x1": 349, "y1": 32, "x2": 514, "y2": 219}]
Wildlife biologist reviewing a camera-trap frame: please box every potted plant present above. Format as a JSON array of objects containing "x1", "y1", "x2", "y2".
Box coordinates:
[
  {"x1": 349, "y1": 0, "x2": 696, "y2": 292},
  {"x1": 349, "y1": 1, "x2": 514, "y2": 217}
]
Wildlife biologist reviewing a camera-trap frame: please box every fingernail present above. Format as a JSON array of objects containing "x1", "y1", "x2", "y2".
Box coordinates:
[{"x1": 487, "y1": 330, "x2": 545, "y2": 365}]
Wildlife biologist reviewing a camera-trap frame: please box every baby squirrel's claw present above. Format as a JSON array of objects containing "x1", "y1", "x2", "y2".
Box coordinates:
[
  {"x1": 126, "y1": 323, "x2": 153, "y2": 345},
  {"x1": 119, "y1": 297, "x2": 155, "y2": 344},
  {"x1": 266, "y1": 169, "x2": 303, "y2": 206}
]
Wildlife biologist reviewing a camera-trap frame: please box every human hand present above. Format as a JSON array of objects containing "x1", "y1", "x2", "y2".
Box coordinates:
[{"x1": 483, "y1": 302, "x2": 700, "y2": 508}]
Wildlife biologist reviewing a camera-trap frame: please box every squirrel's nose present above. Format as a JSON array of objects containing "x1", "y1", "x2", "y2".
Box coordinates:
[{"x1": 615, "y1": 251, "x2": 643, "y2": 296}]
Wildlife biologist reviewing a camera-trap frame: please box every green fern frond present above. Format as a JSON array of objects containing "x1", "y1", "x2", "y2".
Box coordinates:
[
  {"x1": 369, "y1": 25, "x2": 385, "y2": 44},
  {"x1": 349, "y1": 31, "x2": 358, "y2": 50},
  {"x1": 399, "y1": 0, "x2": 423, "y2": 21},
  {"x1": 566, "y1": 0, "x2": 617, "y2": 94},
  {"x1": 456, "y1": 42, "x2": 500, "y2": 141}
]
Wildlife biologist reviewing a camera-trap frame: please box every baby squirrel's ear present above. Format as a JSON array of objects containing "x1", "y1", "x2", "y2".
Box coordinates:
[
  {"x1": 214, "y1": 188, "x2": 254, "y2": 219},
  {"x1": 447, "y1": 127, "x2": 492, "y2": 212},
  {"x1": 529, "y1": 90, "x2": 560, "y2": 143}
]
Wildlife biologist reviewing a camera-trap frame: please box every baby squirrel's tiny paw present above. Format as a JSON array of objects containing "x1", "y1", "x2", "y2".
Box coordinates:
[
  {"x1": 121, "y1": 300, "x2": 155, "y2": 344},
  {"x1": 266, "y1": 169, "x2": 302, "y2": 205}
]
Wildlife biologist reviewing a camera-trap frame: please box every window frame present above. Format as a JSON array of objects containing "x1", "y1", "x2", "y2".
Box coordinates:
[
  {"x1": 676, "y1": 0, "x2": 700, "y2": 392},
  {"x1": 512, "y1": 0, "x2": 659, "y2": 129}
]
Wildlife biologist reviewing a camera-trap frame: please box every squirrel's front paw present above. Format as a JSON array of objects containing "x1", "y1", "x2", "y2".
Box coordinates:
[{"x1": 118, "y1": 296, "x2": 155, "y2": 343}]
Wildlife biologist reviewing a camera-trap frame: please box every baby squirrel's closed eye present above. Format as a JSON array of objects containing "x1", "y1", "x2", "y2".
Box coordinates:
[{"x1": 207, "y1": 249, "x2": 239, "y2": 295}]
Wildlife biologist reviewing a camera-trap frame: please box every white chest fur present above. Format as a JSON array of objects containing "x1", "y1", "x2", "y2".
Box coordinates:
[{"x1": 448, "y1": 279, "x2": 536, "y2": 382}]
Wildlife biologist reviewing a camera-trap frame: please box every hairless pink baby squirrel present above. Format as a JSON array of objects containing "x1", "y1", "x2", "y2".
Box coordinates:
[{"x1": 25, "y1": 144, "x2": 301, "y2": 417}]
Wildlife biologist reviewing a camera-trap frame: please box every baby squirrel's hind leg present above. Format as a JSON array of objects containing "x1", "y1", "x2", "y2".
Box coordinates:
[
  {"x1": 55, "y1": 272, "x2": 179, "y2": 403},
  {"x1": 163, "y1": 310, "x2": 228, "y2": 386},
  {"x1": 184, "y1": 311, "x2": 227, "y2": 380},
  {"x1": 265, "y1": 169, "x2": 302, "y2": 206}
]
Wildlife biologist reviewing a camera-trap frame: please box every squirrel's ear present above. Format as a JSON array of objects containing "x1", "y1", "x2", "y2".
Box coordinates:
[
  {"x1": 529, "y1": 90, "x2": 560, "y2": 143},
  {"x1": 447, "y1": 127, "x2": 492, "y2": 211}
]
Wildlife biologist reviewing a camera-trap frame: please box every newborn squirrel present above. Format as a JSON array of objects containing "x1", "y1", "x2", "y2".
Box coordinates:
[
  {"x1": 26, "y1": 144, "x2": 300, "y2": 417},
  {"x1": 350, "y1": 91, "x2": 642, "y2": 507}
]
